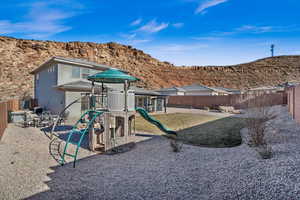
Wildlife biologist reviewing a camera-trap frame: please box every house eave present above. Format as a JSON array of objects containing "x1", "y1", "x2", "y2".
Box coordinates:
[{"x1": 30, "y1": 56, "x2": 125, "y2": 75}]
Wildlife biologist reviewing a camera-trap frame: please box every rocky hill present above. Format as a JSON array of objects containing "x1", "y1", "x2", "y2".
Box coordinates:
[{"x1": 0, "y1": 36, "x2": 300, "y2": 100}]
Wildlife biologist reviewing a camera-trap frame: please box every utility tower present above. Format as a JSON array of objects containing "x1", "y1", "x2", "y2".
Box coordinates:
[{"x1": 271, "y1": 44, "x2": 275, "y2": 57}]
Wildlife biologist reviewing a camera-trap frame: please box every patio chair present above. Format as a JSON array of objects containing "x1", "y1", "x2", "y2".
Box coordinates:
[{"x1": 22, "y1": 112, "x2": 34, "y2": 128}]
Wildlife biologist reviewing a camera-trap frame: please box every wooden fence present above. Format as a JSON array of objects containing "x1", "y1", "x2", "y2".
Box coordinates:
[
  {"x1": 6, "y1": 99, "x2": 20, "y2": 112},
  {"x1": 0, "y1": 99, "x2": 22, "y2": 141},
  {"x1": 168, "y1": 92, "x2": 287, "y2": 110},
  {"x1": 0, "y1": 102, "x2": 8, "y2": 140},
  {"x1": 0, "y1": 98, "x2": 38, "y2": 141},
  {"x1": 287, "y1": 86, "x2": 300, "y2": 123}
]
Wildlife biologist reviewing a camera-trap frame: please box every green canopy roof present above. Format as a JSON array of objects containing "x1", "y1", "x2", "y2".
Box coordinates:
[{"x1": 87, "y1": 69, "x2": 139, "y2": 83}]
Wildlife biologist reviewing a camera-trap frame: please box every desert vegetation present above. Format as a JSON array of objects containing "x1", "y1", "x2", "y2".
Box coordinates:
[{"x1": 244, "y1": 93, "x2": 280, "y2": 159}]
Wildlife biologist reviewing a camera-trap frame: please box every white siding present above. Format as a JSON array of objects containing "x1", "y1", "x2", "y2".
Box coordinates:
[
  {"x1": 65, "y1": 92, "x2": 82, "y2": 119},
  {"x1": 57, "y1": 63, "x2": 124, "y2": 91},
  {"x1": 57, "y1": 63, "x2": 96, "y2": 85},
  {"x1": 35, "y1": 61, "x2": 127, "y2": 118},
  {"x1": 177, "y1": 92, "x2": 185, "y2": 96},
  {"x1": 35, "y1": 63, "x2": 65, "y2": 114}
]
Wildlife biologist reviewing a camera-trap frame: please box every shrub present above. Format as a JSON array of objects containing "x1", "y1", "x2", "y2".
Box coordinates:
[
  {"x1": 244, "y1": 92, "x2": 278, "y2": 159},
  {"x1": 257, "y1": 145, "x2": 273, "y2": 159},
  {"x1": 170, "y1": 139, "x2": 183, "y2": 152}
]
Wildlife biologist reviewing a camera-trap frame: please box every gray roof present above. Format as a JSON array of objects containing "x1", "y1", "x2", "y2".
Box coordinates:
[
  {"x1": 55, "y1": 82, "x2": 164, "y2": 96},
  {"x1": 157, "y1": 84, "x2": 213, "y2": 93},
  {"x1": 55, "y1": 80, "x2": 108, "y2": 92},
  {"x1": 31, "y1": 56, "x2": 122, "y2": 74},
  {"x1": 157, "y1": 84, "x2": 240, "y2": 94},
  {"x1": 131, "y1": 86, "x2": 164, "y2": 96},
  {"x1": 156, "y1": 87, "x2": 187, "y2": 92},
  {"x1": 156, "y1": 87, "x2": 181, "y2": 92},
  {"x1": 278, "y1": 82, "x2": 300, "y2": 87},
  {"x1": 174, "y1": 87, "x2": 186, "y2": 92},
  {"x1": 181, "y1": 84, "x2": 213, "y2": 92},
  {"x1": 212, "y1": 87, "x2": 241, "y2": 94},
  {"x1": 248, "y1": 86, "x2": 283, "y2": 91}
]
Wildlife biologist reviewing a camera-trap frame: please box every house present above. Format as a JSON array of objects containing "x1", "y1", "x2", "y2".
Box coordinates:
[
  {"x1": 30, "y1": 56, "x2": 125, "y2": 118},
  {"x1": 155, "y1": 87, "x2": 186, "y2": 96},
  {"x1": 30, "y1": 56, "x2": 166, "y2": 118},
  {"x1": 246, "y1": 86, "x2": 285, "y2": 94},
  {"x1": 131, "y1": 86, "x2": 167, "y2": 113},
  {"x1": 156, "y1": 84, "x2": 240, "y2": 96},
  {"x1": 212, "y1": 87, "x2": 241, "y2": 95},
  {"x1": 278, "y1": 81, "x2": 300, "y2": 88}
]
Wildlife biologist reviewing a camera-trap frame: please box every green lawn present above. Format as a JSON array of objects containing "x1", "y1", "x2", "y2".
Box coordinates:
[
  {"x1": 135, "y1": 113, "x2": 246, "y2": 148},
  {"x1": 177, "y1": 117, "x2": 246, "y2": 148},
  {"x1": 134, "y1": 113, "x2": 220, "y2": 134}
]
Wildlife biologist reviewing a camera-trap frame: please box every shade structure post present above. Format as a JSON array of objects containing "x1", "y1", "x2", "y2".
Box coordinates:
[
  {"x1": 101, "y1": 82, "x2": 104, "y2": 108},
  {"x1": 124, "y1": 80, "x2": 128, "y2": 112},
  {"x1": 91, "y1": 81, "x2": 95, "y2": 110}
]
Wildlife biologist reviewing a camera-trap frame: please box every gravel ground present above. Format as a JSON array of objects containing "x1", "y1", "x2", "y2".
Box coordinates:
[{"x1": 1, "y1": 105, "x2": 300, "y2": 200}]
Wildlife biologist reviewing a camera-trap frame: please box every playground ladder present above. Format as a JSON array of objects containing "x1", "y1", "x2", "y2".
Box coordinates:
[{"x1": 60, "y1": 110, "x2": 103, "y2": 168}]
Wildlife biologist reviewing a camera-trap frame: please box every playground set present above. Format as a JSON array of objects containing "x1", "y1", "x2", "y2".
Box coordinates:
[{"x1": 50, "y1": 69, "x2": 176, "y2": 167}]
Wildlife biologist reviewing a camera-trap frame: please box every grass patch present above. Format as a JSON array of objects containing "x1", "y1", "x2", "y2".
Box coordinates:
[
  {"x1": 134, "y1": 113, "x2": 220, "y2": 134},
  {"x1": 177, "y1": 117, "x2": 246, "y2": 148}
]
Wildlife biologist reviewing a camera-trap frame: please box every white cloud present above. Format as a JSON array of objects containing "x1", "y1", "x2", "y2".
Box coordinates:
[
  {"x1": 210, "y1": 25, "x2": 298, "y2": 37},
  {"x1": 137, "y1": 20, "x2": 169, "y2": 33},
  {"x1": 149, "y1": 43, "x2": 208, "y2": 54},
  {"x1": 119, "y1": 32, "x2": 151, "y2": 45},
  {"x1": 0, "y1": 1, "x2": 82, "y2": 38},
  {"x1": 128, "y1": 39, "x2": 151, "y2": 45},
  {"x1": 172, "y1": 23, "x2": 184, "y2": 28},
  {"x1": 192, "y1": 36, "x2": 221, "y2": 40},
  {"x1": 130, "y1": 18, "x2": 142, "y2": 26},
  {"x1": 120, "y1": 33, "x2": 137, "y2": 40},
  {"x1": 196, "y1": 0, "x2": 228, "y2": 14},
  {"x1": 0, "y1": 20, "x2": 14, "y2": 34},
  {"x1": 236, "y1": 25, "x2": 273, "y2": 33}
]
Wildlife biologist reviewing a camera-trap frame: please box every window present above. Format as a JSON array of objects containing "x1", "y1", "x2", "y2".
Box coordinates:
[
  {"x1": 36, "y1": 73, "x2": 39, "y2": 80},
  {"x1": 48, "y1": 65, "x2": 55, "y2": 73},
  {"x1": 81, "y1": 95, "x2": 89, "y2": 112},
  {"x1": 72, "y1": 66, "x2": 80, "y2": 78},
  {"x1": 82, "y1": 68, "x2": 90, "y2": 79},
  {"x1": 156, "y1": 98, "x2": 163, "y2": 111}
]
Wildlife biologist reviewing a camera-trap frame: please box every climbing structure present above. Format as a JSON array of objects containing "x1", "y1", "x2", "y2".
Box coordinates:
[
  {"x1": 50, "y1": 68, "x2": 176, "y2": 168},
  {"x1": 60, "y1": 110, "x2": 103, "y2": 167}
]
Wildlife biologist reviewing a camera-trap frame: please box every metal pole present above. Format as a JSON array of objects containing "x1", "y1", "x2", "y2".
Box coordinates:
[
  {"x1": 101, "y1": 82, "x2": 104, "y2": 108},
  {"x1": 271, "y1": 44, "x2": 275, "y2": 57},
  {"x1": 91, "y1": 81, "x2": 95, "y2": 110},
  {"x1": 124, "y1": 80, "x2": 128, "y2": 112}
]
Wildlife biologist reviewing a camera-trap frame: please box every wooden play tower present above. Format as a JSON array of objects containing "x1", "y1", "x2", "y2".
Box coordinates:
[{"x1": 87, "y1": 69, "x2": 139, "y2": 152}]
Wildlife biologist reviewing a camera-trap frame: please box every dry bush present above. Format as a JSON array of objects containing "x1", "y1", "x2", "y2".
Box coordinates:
[
  {"x1": 244, "y1": 92, "x2": 278, "y2": 158},
  {"x1": 169, "y1": 117, "x2": 185, "y2": 153},
  {"x1": 257, "y1": 144, "x2": 273, "y2": 159},
  {"x1": 170, "y1": 138, "x2": 183, "y2": 152}
]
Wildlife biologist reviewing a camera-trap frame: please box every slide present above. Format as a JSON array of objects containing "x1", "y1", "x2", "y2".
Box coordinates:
[{"x1": 136, "y1": 107, "x2": 177, "y2": 136}]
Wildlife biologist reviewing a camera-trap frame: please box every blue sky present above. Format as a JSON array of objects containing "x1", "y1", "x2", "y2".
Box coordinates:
[{"x1": 1, "y1": 0, "x2": 300, "y2": 66}]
